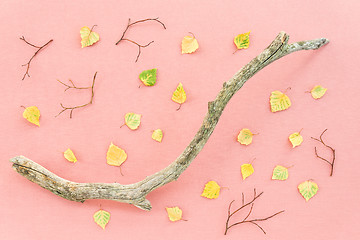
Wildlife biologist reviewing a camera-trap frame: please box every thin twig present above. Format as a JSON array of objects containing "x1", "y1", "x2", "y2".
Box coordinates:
[
  {"x1": 56, "y1": 72, "x2": 97, "y2": 118},
  {"x1": 311, "y1": 129, "x2": 336, "y2": 176},
  {"x1": 20, "y1": 36, "x2": 53, "y2": 80}
]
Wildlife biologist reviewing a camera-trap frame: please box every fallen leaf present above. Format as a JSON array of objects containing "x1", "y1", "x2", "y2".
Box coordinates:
[
  {"x1": 166, "y1": 207, "x2": 183, "y2": 222},
  {"x1": 237, "y1": 128, "x2": 254, "y2": 145},
  {"x1": 64, "y1": 148, "x2": 77, "y2": 163},
  {"x1": 80, "y1": 26, "x2": 100, "y2": 48},
  {"x1": 22, "y1": 106, "x2": 40, "y2": 126},
  {"x1": 310, "y1": 85, "x2": 327, "y2": 99},
  {"x1": 93, "y1": 209, "x2": 110, "y2": 229},
  {"x1": 201, "y1": 180, "x2": 221, "y2": 199},
  {"x1": 124, "y1": 113, "x2": 141, "y2": 130},
  {"x1": 181, "y1": 34, "x2": 199, "y2": 54},
  {"x1": 234, "y1": 31, "x2": 250, "y2": 50},
  {"x1": 139, "y1": 68, "x2": 157, "y2": 86},
  {"x1": 298, "y1": 180, "x2": 318, "y2": 201},
  {"x1": 152, "y1": 129, "x2": 163, "y2": 142},
  {"x1": 272, "y1": 165, "x2": 288, "y2": 180},
  {"x1": 106, "y1": 143, "x2": 127, "y2": 167},
  {"x1": 270, "y1": 90, "x2": 291, "y2": 112},
  {"x1": 172, "y1": 83, "x2": 186, "y2": 108},
  {"x1": 289, "y1": 132, "x2": 303, "y2": 148},
  {"x1": 241, "y1": 163, "x2": 254, "y2": 180}
]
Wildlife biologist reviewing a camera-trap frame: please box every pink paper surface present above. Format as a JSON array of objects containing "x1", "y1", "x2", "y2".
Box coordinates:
[{"x1": 1, "y1": 0, "x2": 360, "y2": 239}]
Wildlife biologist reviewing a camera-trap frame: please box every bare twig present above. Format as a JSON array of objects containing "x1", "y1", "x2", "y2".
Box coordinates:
[
  {"x1": 20, "y1": 36, "x2": 53, "y2": 80},
  {"x1": 56, "y1": 72, "x2": 97, "y2": 118},
  {"x1": 311, "y1": 129, "x2": 336, "y2": 176}
]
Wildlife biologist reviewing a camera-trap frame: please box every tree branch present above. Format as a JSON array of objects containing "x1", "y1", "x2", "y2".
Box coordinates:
[
  {"x1": 10, "y1": 32, "x2": 329, "y2": 211},
  {"x1": 311, "y1": 129, "x2": 336, "y2": 176}
]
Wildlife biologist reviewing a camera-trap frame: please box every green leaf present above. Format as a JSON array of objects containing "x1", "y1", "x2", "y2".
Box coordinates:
[
  {"x1": 139, "y1": 68, "x2": 157, "y2": 86},
  {"x1": 124, "y1": 112, "x2": 141, "y2": 130},
  {"x1": 298, "y1": 180, "x2": 318, "y2": 201},
  {"x1": 93, "y1": 209, "x2": 110, "y2": 229},
  {"x1": 272, "y1": 165, "x2": 288, "y2": 180}
]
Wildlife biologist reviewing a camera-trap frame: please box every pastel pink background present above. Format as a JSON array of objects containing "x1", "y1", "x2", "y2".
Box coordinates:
[{"x1": 1, "y1": 0, "x2": 359, "y2": 239}]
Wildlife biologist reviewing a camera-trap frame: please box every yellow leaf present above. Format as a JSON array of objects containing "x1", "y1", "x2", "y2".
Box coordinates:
[
  {"x1": 272, "y1": 165, "x2": 288, "y2": 180},
  {"x1": 201, "y1": 181, "x2": 221, "y2": 199},
  {"x1": 124, "y1": 112, "x2": 141, "y2": 130},
  {"x1": 298, "y1": 180, "x2": 318, "y2": 201},
  {"x1": 106, "y1": 143, "x2": 127, "y2": 167},
  {"x1": 237, "y1": 128, "x2": 254, "y2": 145},
  {"x1": 270, "y1": 90, "x2": 291, "y2": 112},
  {"x1": 310, "y1": 85, "x2": 327, "y2": 99},
  {"x1": 289, "y1": 132, "x2": 303, "y2": 148},
  {"x1": 172, "y1": 83, "x2": 187, "y2": 105},
  {"x1": 64, "y1": 148, "x2": 77, "y2": 163},
  {"x1": 241, "y1": 163, "x2": 254, "y2": 180},
  {"x1": 80, "y1": 26, "x2": 99, "y2": 48},
  {"x1": 93, "y1": 209, "x2": 110, "y2": 229},
  {"x1": 181, "y1": 35, "x2": 199, "y2": 54},
  {"x1": 166, "y1": 207, "x2": 183, "y2": 222},
  {"x1": 22, "y1": 106, "x2": 40, "y2": 126},
  {"x1": 152, "y1": 129, "x2": 163, "y2": 142},
  {"x1": 234, "y1": 31, "x2": 250, "y2": 50}
]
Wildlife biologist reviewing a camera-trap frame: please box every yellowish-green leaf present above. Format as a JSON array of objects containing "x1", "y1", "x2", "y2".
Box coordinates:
[
  {"x1": 106, "y1": 143, "x2": 127, "y2": 167},
  {"x1": 152, "y1": 129, "x2": 163, "y2": 142},
  {"x1": 139, "y1": 68, "x2": 157, "y2": 86},
  {"x1": 311, "y1": 85, "x2": 327, "y2": 99},
  {"x1": 289, "y1": 132, "x2": 303, "y2": 148},
  {"x1": 234, "y1": 31, "x2": 250, "y2": 50},
  {"x1": 64, "y1": 148, "x2": 77, "y2": 163},
  {"x1": 22, "y1": 106, "x2": 40, "y2": 126},
  {"x1": 80, "y1": 26, "x2": 100, "y2": 48},
  {"x1": 270, "y1": 90, "x2": 292, "y2": 112},
  {"x1": 172, "y1": 83, "x2": 186, "y2": 105},
  {"x1": 241, "y1": 163, "x2": 254, "y2": 180},
  {"x1": 93, "y1": 209, "x2": 110, "y2": 229},
  {"x1": 201, "y1": 181, "x2": 221, "y2": 199},
  {"x1": 166, "y1": 207, "x2": 183, "y2": 222},
  {"x1": 124, "y1": 112, "x2": 141, "y2": 130},
  {"x1": 181, "y1": 35, "x2": 199, "y2": 54},
  {"x1": 237, "y1": 128, "x2": 254, "y2": 145},
  {"x1": 298, "y1": 180, "x2": 318, "y2": 201},
  {"x1": 272, "y1": 165, "x2": 288, "y2": 180}
]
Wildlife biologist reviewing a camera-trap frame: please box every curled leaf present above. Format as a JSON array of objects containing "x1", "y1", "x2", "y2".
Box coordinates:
[
  {"x1": 310, "y1": 85, "x2": 327, "y2": 99},
  {"x1": 124, "y1": 113, "x2": 141, "y2": 130},
  {"x1": 289, "y1": 132, "x2": 303, "y2": 148},
  {"x1": 181, "y1": 34, "x2": 199, "y2": 54},
  {"x1": 201, "y1": 180, "x2": 221, "y2": 199},
  {"x1": 93, "y1": 209, "x2": 110, "y2": 229},
  {"x1": 139, "y1": 68, "x2": 157, "y2": 86},
  {"x1": 152, "y1": 129, "x2": 163, "y2": 142},
  {"x1": 237, "y1": 128, "x2": 254, "y2": 145},
  {"x1": 234, "y1": 31, "x2": 250, "y2": 50},
  {"x1": 64, "y1": 148, "x2": 77, "y2": 163},
  {"x1": 106, "y1": 143, "x2": 127, "y2": 167},
  {"x1": 272, "y1": 165, "x2": 288, "y2": 180},
  {"x1": 80, "y1": 26, "x2": 99, "y2": 48},
  {"x1": 241, "y1": 163, "x2": 254, "y2": 180},
  {"x1": 298, "y1": 180, "x2": 318, "y2": 201},
  {"x1": 172, "y1": 83, "x2": 186, "y2": 107},
  {"x1": 166, "y1": 207, "x2": 183, "y2": 222},
  {"x1": 22, "y1": 106, "x2": 40, "y2": 126},
  {"x1": 270, "y1": 90, "x2": 291, "y2": 112}
]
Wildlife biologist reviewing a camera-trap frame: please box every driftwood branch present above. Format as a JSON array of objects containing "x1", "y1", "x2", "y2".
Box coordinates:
[{"x1": 10, "y1": 32, "x2": 329, "y2": 211}]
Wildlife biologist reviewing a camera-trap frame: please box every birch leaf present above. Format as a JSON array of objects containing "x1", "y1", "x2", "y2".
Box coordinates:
[
  {"x1": 166, "y1": 207, "x2": 183, "y2": 222},
  {"x1": 289, "y1": 132, "x2": 303, "y2": 148},
  {"x1": 272, "y1": 165, "x2": 288, "y2": 180},
  {"x1": 181, "y1": 35, "x2": 199, "y2": 54},
  {"x1": 80, "y1": 26, "x2": 99, "y2": 48},
  {"x1": 22, "y1": 106, "x2": 40, "y2": 126},
  {"x1": 106, "y1": 143, "x2": 127, "y2": 167},
  {"x1": 311, "y1": 85, "x2": 327, "y2": 99},
  {"x1": 64, "y1": 148, "x2": 77, "y2": 163},
  {"x1": 298, "y1": 180, "x2": 318, "y2": 201},
  {"x1": 124, "y1": 113, "x2": 141, "y2": 130},
  {"x1": 234, "y1": 31, "x2": 250, "y2": 50},
  {"x1": 201, "y1": 180, "x2": 221, "y2": 199},
  {"x1": 152, "y1": 129, "x2": 163, "y2": 142},
  {"x1": 270, "y1": 90, "x2": 291, "y2": 112},
  {"x1": 93, "y1": 209, "x2": 110, "y2": 229},
  {"x1": 237, "y1": 128, "x2": 254, "y2": 145},
  {"x1": 139, "y1": 68, "x2": 157, "y2": 86},
  {"x1": 241, "y1": 163, "x2": 254, "y2": 180},
  {"x1": 172, "y1": 83, "x2": 186, "y2": 105}
]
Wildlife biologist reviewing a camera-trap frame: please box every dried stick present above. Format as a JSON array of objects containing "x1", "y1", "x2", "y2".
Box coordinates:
[
  {"x1": 20, "y1": 36, "x2": 53, "y2": 80},
  {"x1": 224, "y1": 189, "x2": 284, "y2": 235},
  {"x1": 10, "y1": 32, "x2": 328, "y2": 211},
  {"x1": 56, "y1": 72, "x2": 97, "y2": 118},
  {"x1": 115, "y1": 18, "x2": 166, "y2": 62},
  {"x1": 311, "y1": 129, "x2": 336, "y2": 176}
]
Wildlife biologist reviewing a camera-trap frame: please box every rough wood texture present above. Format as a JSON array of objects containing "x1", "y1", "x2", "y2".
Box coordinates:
[{"x1": 10, "y1": 32, "x2": 329, "y2": 211}]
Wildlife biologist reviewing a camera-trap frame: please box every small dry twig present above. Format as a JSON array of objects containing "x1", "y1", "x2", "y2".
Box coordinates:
[
  {"x1": 311, "y1": 129, "x2": 336, "y2": 176},
  {"x1": 115, "y1": 18, "x2": 166, "y2": 62},
  {"x1": 56, "y1": 72, "x2": 97, "y2": 118},
  {"x1": 224, "y1": 189, "x2": 284, "y2": 235},
  {"x1": 20, "y1": 36, "x2": 53, "y2": 80}
]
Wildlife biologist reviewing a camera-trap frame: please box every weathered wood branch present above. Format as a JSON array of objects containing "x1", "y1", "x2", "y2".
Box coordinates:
[{"x1": 10, "y1": 32, "x2": 329, "y2": 211}]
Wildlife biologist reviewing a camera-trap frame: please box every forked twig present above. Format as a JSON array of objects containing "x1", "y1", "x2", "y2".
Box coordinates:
[
  {"x1": 20, "y1": 36, "x2": 53, "y2": 80},
  {"x1": 311, "y1": 129, "x2": 336, "y2": 176},
  {"x1": 224, "y1": 189, "x2": 284, "y2": 235}
]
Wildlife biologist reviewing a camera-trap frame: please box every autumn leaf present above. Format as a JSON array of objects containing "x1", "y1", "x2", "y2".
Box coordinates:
[
  {"x1": 80, "y1": 26, "x2": 100, "y2": 48},
  {"x1": 270, "y1": 90, "x2": 291, "y2": 112},
  {"x1": 22, "y1": 106, "x2": 40, "y2": 126},
  {"x1": 201, "y1": 181, "x2": 221, "y2": 199},
  {"x1": 298, "y1": 180, "x2": 318, "y2": 201},
  {"x1": 124, "y1": 112, "x2": 141, "y2": 130},
  {"x1": 64, "y1": 148, "x2": 77, "y2": 163},
  {"x1": 152, "y1": 129, "x2": 163, "y2": 142},
  {"x1": 272, "y1": 165, "x2": 288, "y2": 180},
  {"x1": 166, "y1": 207, "x2": 183, "y2": 222},
  {"x1": 139, "y1": 68, "x2": 157, "y2": 86},
  {"x1": 93, "y1": 209, "x2": 110, "y2": 229},
  {"x1": 310, "y1": 85, "x2": 327, "y2": 99},
  {"x1": 106, "y1": 143, "x2": 127, "y2": 167},
  {"x1": 237, "y1": 128, "x2": 254, "y2": 145},
  {"x1": 172, "y1": 83, "x2": 186, "y2": 109},
  {"x1": 241, "y1": 163, "x2": 254, "y2": 180},
  {"x1": 289, "y1": 132, "x2": 303, "y2": 148},
  {"x1": 234, "y1": 31, "x2": 250, "y2": 50},
  {"x1": 181, "y1": 34, "x2": 199, "y2": 54}
]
